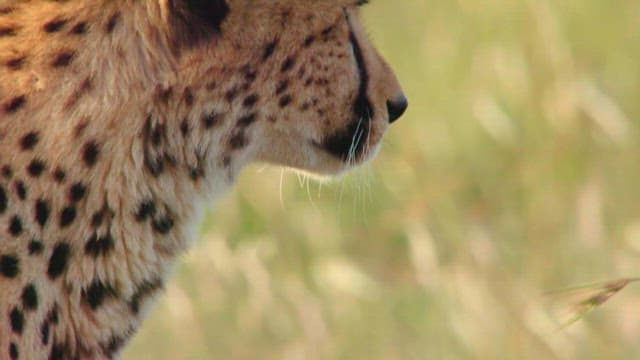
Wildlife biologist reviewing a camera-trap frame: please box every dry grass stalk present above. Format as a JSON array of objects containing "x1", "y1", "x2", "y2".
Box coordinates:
[{"x1": 547, "y1": 278, "x2": 640, "y2": 329}]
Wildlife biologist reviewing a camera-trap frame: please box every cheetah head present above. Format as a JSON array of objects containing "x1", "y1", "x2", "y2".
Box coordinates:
[{"x1": 166, "y1": 0, "x2": 407, "y2": 176}]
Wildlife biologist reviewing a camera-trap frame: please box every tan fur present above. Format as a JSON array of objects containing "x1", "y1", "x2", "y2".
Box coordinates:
[{"x1": 0, "y1": 0, "x2": 404, "y2": 358}]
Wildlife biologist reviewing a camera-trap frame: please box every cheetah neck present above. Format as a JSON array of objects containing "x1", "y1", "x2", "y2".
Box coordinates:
[{"x1": 1, "y1": 2, "x2": 257, "y2": 357}]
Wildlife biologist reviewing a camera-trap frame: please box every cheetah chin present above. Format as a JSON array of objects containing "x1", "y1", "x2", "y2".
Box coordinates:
[{"x1": 0, "y1": 0, "x2": 406, "y2": 358}]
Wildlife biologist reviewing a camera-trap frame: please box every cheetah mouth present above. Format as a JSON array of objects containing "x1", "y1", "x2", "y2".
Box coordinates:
[{"x1": 316, "y1": 107, "x2": 372, "y2": 162}]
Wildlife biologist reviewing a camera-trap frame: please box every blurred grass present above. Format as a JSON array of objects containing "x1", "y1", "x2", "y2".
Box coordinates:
[{"x1": 125, "y1": 0, "x2": 640, "y2": 359}]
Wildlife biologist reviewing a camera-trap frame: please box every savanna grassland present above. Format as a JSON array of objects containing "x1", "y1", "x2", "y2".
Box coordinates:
[{"x1": 126, "y1": 1, "x2": 640, "y2": 358}]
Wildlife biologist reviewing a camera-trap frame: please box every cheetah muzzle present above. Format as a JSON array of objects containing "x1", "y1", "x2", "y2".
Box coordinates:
[{"x1": 0, "y1": 0, "x2": 406, "y2": 358}]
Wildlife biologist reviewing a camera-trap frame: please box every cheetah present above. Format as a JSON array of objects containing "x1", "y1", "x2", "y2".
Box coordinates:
[{"x1": 0, "y1": 0, "x2": 407, "y2": 358}]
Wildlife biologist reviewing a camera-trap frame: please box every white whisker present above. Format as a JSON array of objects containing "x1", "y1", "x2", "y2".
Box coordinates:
[
  {"x1": 317, "y1": 180, "x2": 323, "y2": 199},
  {"x1": 305, "y1": 174, "x2": 319, "y2": 210},
  {"x1": 348, "y1": 122, "x2": 365, "y2": 166},
  {"x1": 347, "y1": 116, "x2": 364, "y2": 165},
  {"x1": 296, "y1": 171, "x2": 305, "y2": 188}
]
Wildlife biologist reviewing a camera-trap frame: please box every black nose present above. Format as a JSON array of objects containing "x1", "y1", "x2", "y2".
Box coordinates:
[{"x1": 387, "y1": 95, "x2": 408, "y2": 123}]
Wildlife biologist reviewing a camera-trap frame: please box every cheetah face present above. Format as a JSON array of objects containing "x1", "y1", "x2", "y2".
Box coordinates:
[
  {"x1": 250, "y1": 1, "x2": 407, "y2": 174},
  {"x1": 178, "y1": 0, "x2": 407, "y2": 176}
]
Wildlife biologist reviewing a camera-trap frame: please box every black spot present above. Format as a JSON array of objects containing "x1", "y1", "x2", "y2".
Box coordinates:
[
  {"x1": 40, "y1": 321, "x2": 50, "y2": 345},
  {"x1": 321, "y1": 25, "x2": 335, "y2": 37},
  {"x1": 190, "y1": 167, "x2": 204, "y2": 180},
  {"x1": 9, "y1": 342, "x2": 18, "y2": 360},
  {"x1": 82, "y1": 280, "x2": 118, "y2": 310},
  {"x1": 224, "y1": 86, "x2": 239, "y2": 102},
  {"x1": 135, "y1": 200, "x2": 156, "y2": 222},
  {"x1": 6, "y1": 56, "x2": 26, "y2": 70},
  {"x1": 202, "y1": 111, "x2": 222, "y2": 129},
  {"x1": 141, "y1": 119, "x2": 169, "y2": 176},
  {"x1": 47, "y1": 305, "x2": 59, "y2": 324},
  {"x1": 20, "y1": 131, "x2": 39, "y2": 150},
  {"x1": 280, "y1": 56, "x2": 295, "y2": 72},
  {"x1": 47, "y1": 242, "x2": 71, "y2": 279},
  {"x1": 180, "y1": 119, "x2": 190, "y2": 136},
  {"x1": 49, "y1": 343, "x2": 66, "y2": 360},
  {"x1": 145, "y1": 157, "x2": 164, "y2": 177},
  {"x1": 237, "y1": 113, "x2": 257, "y2": 127},
  {"x1": 21, "y1": 283, "x2": 38, "y2": 311},
  {"x1": 303, "y1": 35, "x2": 315, "y2": 47},
  {"x1": 242, "y1": 94, "x2": 259, "y2": 108},
  {"x1": 262, "y1": 39, "x2": 277, "y2": 61},
  {"x1": 4, "y1": 95, "x2": 26, "y2": 113},
  {"x1": 242, "y1": 66, "x2": 258, "y2": 83},
  {"x1": 27, "y1": 159, "x2": 46, "y2": 177},
  {"x1": 35, "y1": 199, "x2": 50, "y2": 228},
  {"x1": 53, "y1": 167, "x2": 66, "y2": 182},
  {"x1": 150, "y1": 123, "x2": 165, "y2": 146},
  {"x1": 59, "y1": 206, "x2": 76, "y2": 228},
  {"x1": 68, "y1": 182, "x2": 87, "y2": 202},
  {"x1": 8, "y1": 215, "x2": 22, "y2": 236},
  {"x1": 43, "y1": 18, "x2": 68, "y2": 33},
  {"x1": 155, "y1": 86, "x2": 173, "y2": 104},
  {"x1": 183, "y1": 87, "x2": 194, "y2": 107},
  {"x1": 0, "y1": 26, "x2": 17, "y2": 37},
  {"x1": 0, "y1": 185, "x2": 6, "y2": 213},
  {"x1": 0, "y1": 255, "x2": 19, "y2": 278},
  {"x1": 70, "y1": 21, "x2": 88, "y2": 35},
  {"x1": 129, "y1": 278, "x2": 163, "y2": 314},
  {"x1": 229, "y1": 132, "x2": 247, "y2": 150},
  {"x1": 29, "y1": 240, "x2": 44, "y2": 255},
  {"x1": 9, "y1": 308, "x2": 24, "y2": 334},
  {"x1": 85, "y1": 233, "x2": 114, "y2": 257},
  {"x1": 14, "y1": 181, "x2": 26, "y2": 200},
  {"x1": 105, "y1": 12, "x2": 120, "y2": 33},
  {"x1": 275, "y1": 80, "x2": 289, "y2": 95},
  {"x1": 1, "y1": 165, "x2": 12, "y2": 179},
  {"x1": 279, "y1": 95, "x2": 293, "y2": 108},
  {"x1": 152, "y1": 216, "x2": 174, "y2": 234},
  {"x1": 51, "y1": 51, "x2": 75, "y2": 67},
  {"x1": 82, "y1": 141, "x2": 99, "y2": 166},
  {"x1": 90, "y1": 210, "x2": 104, "y2": 228}
]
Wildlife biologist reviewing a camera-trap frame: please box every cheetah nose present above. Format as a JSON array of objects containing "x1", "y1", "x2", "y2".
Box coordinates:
[{"x1": 387, "y1": 94, "x2": 408, "y2": 123}]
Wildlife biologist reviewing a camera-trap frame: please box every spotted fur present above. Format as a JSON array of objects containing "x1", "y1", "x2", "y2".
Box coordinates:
[{"x1": 0, "y1": 0, "x2": 406, "y2": 358}]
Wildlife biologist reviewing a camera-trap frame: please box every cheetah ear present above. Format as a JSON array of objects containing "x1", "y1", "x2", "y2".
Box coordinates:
[{"x1": 162, "y1": 0, "x2": 230, "y2": 49}]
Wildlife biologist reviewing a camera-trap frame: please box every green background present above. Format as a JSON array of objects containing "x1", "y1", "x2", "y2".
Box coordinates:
[{"x1": 126, "y1": 0, "x2": 640, "y2": 358}]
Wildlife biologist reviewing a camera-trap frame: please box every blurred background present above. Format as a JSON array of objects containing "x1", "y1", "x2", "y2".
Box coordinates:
[{"x1": 126, "y1": 0, "x2": 640, "y2": 358}]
